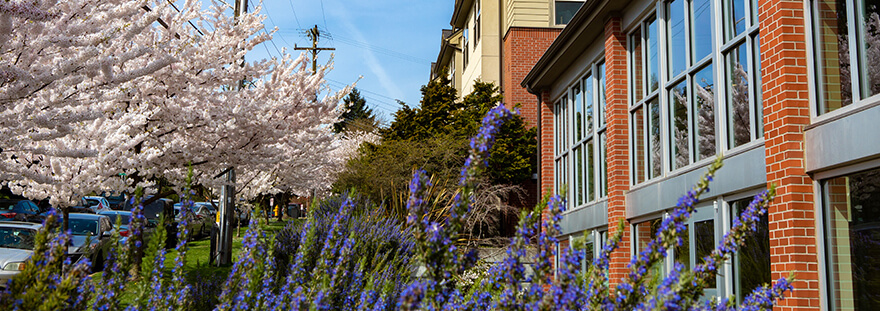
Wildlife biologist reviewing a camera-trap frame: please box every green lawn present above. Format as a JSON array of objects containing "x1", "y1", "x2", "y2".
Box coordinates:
[{"x1": 88, "y1": 219, "x2": 293, "y2": 309}]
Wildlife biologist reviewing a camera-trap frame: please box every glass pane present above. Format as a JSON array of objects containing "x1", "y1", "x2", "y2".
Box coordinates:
[
  {"x1": 668, "y1": 0, "x2": 687, "y2": 77},
  {"x1": 731, "y1": 198, "x2": 770, "y2": 305},
  {"x1": 726, "y1": 0, "x2": 747, "y2": 41},
  {"x1": 600, "y1": 132, "x2": 607, "y2": 197},
  {"x1": 648, "y1": 17, "x2": 660, "y2": 93},
  {"x1": 692, "y1": 0, "x2": 714, "y2": 62},
  {"x1": 695, "y1": 220, "x2": 716, "y2": 290},
  {"x1": 562, "y1": 97, "x2": 569, "y2": 150},
  {"x1": 637, "y1": 219, "x2": 665, "y2": 285},
  {"x1": 575, "y1": 146, "x2": 583, "y2": 206},
  {"x1": 586, "y1": 140, "x2": 595, "y2": 202},
  {"x1": 574, "y1": 86, "x2": 583, "y2": 141},
  {"x1": 633, "y1": 107, "x2": 647, "y2": 184},
  {"x1": 584, "y1": 74, "x2": 594, "y2": 136},
  {"x1": 728, "y1": 43, "x2": 751, "y2": 148},
  {"x1": 598, "y1": 62, "x2": 607, "y2": 127},
  {"x1": 816, "y1": 0, "x2": 852, "y2": 114},
  {"x1": 555, "y1": 159, "x2": 562, "y2": 194},
  {"x1": 648, "y1": 99, "x2": 662, "y2": 178},
  {"x1": 694, "y1": 64, "x2": 716, "y2": 160},
  {"x1": 555, "y1": 1, "x2": 583, "y2": 25},
  {"x1": 670, "y1": 81, "x2": 690, "y2": 169},
  {"x1": 631, "y1": 28, "x2": 645, "y2": 102},
  {"x1": 676, "y1": 224, "x2": 691, "y2": 271},
  {"x1": 754, "y1": 35, "x2": 763, "y2": 138},
  {"x1": 858, "y1": 1, "x2": 880, "y2": 99},
  {"x1": 824, "y1": 167, "x2": 880, "y2": 311}
]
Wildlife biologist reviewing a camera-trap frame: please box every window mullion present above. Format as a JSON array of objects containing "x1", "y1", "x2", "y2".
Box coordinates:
[
  {"x1": 658, "y1": 0, "x2": 671, "y2": 176},
  {"x1": 846, "y1": 0, "x2": 861, "y2": 101},
  {"x1": 713, "y1": 0, "x2": 727, "y2": 152}
]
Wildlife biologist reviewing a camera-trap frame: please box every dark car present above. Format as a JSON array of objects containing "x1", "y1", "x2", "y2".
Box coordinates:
[
  {"x1": 101, "y1": 192, "x2": 127, "y2": 210},
  {"x1": 123, "y1": 197, "x2": 179, "y2": 248},
  {"x1": 0, "y1": 199, "x2": 43, "y2": 222}
]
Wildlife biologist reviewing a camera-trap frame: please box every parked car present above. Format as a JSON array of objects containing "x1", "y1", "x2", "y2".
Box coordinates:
[
  {"x1": 172, "y1": 204, "x2": 211, "y2": 239},
  {"x1": 97, "y1": 210, "x2": 156, "y2": 248},
  {"x1": 0, "y1": 221, "x2": 41, "y2": 287},
  {"x1": 66, "y1": 213, "x2": 115, "y2": 272},
  {"x1": 0, "y1": 199, "x2": 43, "y2": 222},
  {"x1": 123, "y1": 197, "x2": 178, "y2": 248},
  {"x1": 101, "y1": 192, "x2": 127, "y2": 210},
  {"x1": 81, "y1": 196, "x2": 111, "y2": 213}
]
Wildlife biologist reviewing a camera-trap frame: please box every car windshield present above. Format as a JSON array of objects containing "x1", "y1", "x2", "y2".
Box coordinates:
[
  {"x1": 102, "y1": 214, "x2": 130, "y2": 226},
  {"x1": 68, "y1": 218, "x2": 99, "y2": 236},
  {"x1": 0, "y1": 227, "x2": 36, "y2": 250},
  {"x1": 84, "y1": 199, "x2": 100, "y2": 207}
]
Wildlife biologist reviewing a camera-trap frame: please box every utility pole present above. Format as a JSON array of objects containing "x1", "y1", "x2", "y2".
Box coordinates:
[
  {"x1": 295, "y1": 25, "x2": 335, "y2": 74},
  {"x1": 214, "y1": 0, "x2": 247, "y2": 267}
]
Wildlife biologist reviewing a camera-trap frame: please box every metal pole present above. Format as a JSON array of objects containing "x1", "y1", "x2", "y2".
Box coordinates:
[{"x1": 217, "y1": 167, "x2": 235, "y2": 265}]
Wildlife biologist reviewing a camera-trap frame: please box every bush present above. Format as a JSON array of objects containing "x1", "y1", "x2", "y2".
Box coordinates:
[{"x1": 270, "y1": 193, "x2": 416, "y2": 310}]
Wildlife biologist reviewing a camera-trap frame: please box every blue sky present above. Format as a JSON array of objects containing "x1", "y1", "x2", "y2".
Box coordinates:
[{"x1": 243, "y1": 0, "x2": 454, "y2": 122}]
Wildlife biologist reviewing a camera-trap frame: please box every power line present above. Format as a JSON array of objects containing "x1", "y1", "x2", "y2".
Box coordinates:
[
  {"x1": 330, "y1": 35, "x2": 432, "y2": 65},
  {"x1": 319, "y1": 0, "x2": 329, "y2": 32},
  {"x1": 287, "y1": 0, "x2": 303, "y2": 29}
]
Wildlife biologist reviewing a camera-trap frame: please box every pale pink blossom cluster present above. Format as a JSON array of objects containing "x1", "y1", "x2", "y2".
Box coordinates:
[{"x1": 1, "y1": 0, "x2": 352, "y2": 206}]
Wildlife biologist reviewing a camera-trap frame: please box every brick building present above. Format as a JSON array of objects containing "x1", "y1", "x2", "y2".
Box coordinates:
[
  {"x1": 521, "y1": 0, "x2": 880, "y2": 309},
  {"x1": 430, "y1": 0, "x2": 587, "y2": 127}
]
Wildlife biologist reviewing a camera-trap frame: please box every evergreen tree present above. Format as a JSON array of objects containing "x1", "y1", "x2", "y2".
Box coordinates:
[{"x1": 333, "y1": 88, "x2": 378, "y2": 133}]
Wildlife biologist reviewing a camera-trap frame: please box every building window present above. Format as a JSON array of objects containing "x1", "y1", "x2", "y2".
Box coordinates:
[
  {"x1": 729, "y1": 197, "x2": 770, "y2": 305},
  {"x1": 555, "y1": 1, "x2": 584, "y2": 25},
  {"x1": 629, "y1": 0, "x2": 762, "y2": 184},
  {"x1": 475, "y1": 0, "x2": 481, "y2": 44},
  {"x1": 823, "y1": 166, "x2": 880, "y2": 311},
  {"x1": 631, "y1": 16, "x2": 663, "y2": 184},
  {"x1": 723, "y1": 0, "x2": 762, "y2": 148},
  {"x1": 554, "y1": 60, "x2": 608, "y2": 207},
  {"x1": 463, "y1": 28, "x2": 469, "y2": 68},
  {"x1": 813, "y1": 0, "x2": 880, "y2": 115}
]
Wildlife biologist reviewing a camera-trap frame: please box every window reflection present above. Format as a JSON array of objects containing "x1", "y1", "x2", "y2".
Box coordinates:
[
  {"x1": 668, "y1": 0, "x2": 687, "y2": 77},
  {"x1": 731, "y1": 198, "x2": 771, "y2": 305},
  {"x1": 825, "y1": 167, "x2": 880, "y2": 310},
  {"x1": 728, "y1": 43, "x2": 751, "y2": 148},
  {"x1": 694, "y1": 65, "x2": 716, "y2": 160}
]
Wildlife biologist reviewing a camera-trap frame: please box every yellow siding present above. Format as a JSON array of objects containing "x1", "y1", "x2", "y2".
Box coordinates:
[{"x1": 504, "y1": 0, "x2": 551, "y2": 30}]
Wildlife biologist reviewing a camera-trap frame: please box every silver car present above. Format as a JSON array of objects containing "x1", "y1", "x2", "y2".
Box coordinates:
[
  {"x1": 0, "y1": 221, "x2": 41, "y2": 287},
  {"x1": 66, "y1": 213, "x2": 114, "y2": 272}
]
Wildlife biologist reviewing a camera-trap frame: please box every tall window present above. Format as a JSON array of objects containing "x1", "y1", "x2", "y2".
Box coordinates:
[
  {"x1": 475, "y1": 0, "x2": 481, "y2": 44},
  {"x1": 555, "y1": 1, "x2": 584, "y2": 25},
  {"x1": 723, "y1": 0, "x2": 763, "y2": 148},
  {"x1": 730, "y1": 197, "x2": 770, "y2": 305},
  {"x1": 463, "y1": 28, "x2": 469, "y2": 68},
  {"x1": 555, "y1": 60, "x2": 608, "y2": 207},
  {"x1": 629, "y1": 0, "x2": 762, "y2": 185},
  {"x1": 631, "y1": 16, "x2": 662, "y2": 184},
  {"x1": 814, "y1": 0, "x2": 880, "y2": 115},
  {"x1": 667, "y1": 0, "x2": 716, "y2": 170},
  {"x1": 823, "y1": 167, "x2": 880, "y2": 311}
]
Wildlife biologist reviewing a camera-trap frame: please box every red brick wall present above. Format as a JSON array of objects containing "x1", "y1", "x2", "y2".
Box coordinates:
[
  {"x1": 503, "y1": 27, "x2": 562, "y2": 128},
  {"x1": 539, "y1": 89, "x2": 555, "y2": 196},
  {"x1": 603, "y1": 13, "x2": 631, "y2": 285},
  {"x1": 758, "y1": 0, "x2": 820, "y2": 309}
]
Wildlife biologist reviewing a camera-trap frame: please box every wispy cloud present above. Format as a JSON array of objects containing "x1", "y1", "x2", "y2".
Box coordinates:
[{"x1": 328, "y1": 0, "x2": 405, "y2": 101}]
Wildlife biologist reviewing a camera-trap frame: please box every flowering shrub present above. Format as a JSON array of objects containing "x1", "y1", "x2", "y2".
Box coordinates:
[{"x1": 0, "y1": 104, "x2": 792, "y2": 310}]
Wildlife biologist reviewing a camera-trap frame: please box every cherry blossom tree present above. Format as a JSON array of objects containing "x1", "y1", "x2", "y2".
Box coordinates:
[{"x1": 1, "y1": 0, "x2": 350, "y2": 207}]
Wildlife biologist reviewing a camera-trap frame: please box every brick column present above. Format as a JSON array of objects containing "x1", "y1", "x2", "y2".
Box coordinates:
[
  {"x1": 603, "y1": 13, "x2": 631, "y2": 284},
  {"x1": 539, "y1": 89, "x2": 555, "y2": 196},
  {"x1": 758, "y1": 0, "x2": 820, "y2": 309}
]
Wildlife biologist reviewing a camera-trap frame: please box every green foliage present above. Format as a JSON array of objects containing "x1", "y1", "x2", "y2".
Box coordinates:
[
  {"x1": 336, "y1": 78, "x2": 537, "y2": 205},
  {"x1": 334, "y1": 88, "x2": 379, "y2": 134}
]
